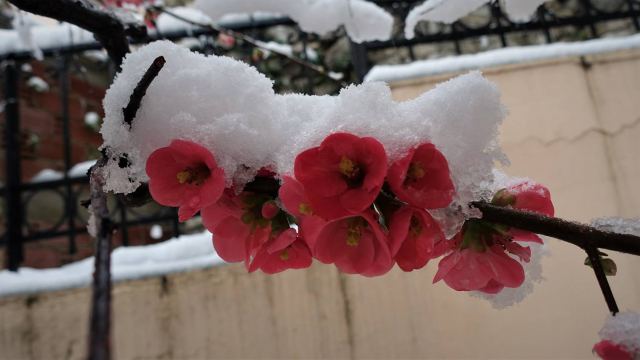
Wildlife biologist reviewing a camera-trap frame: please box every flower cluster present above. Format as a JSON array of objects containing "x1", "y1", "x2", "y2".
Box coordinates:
[{"x1": 145, "y1": 134, "x2": 553, "y2": 294}]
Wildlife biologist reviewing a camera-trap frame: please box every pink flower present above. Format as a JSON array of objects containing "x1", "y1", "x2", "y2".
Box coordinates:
[
  {"x1": 433, "y1": 238, "x2": 525, "y2": 293},
  {"x1": 388, "y1": 206, "x2": 445, "y2": 272},
  {"x1": 294, "y1": 133, "x2": 387, "y2": 220},
  {"x1": 313, "y1": 211, "x2": 393, "y2": 277},
  {"x1": 217, "y1": 33, "x2": 236, "y2": 49},
  {"x1": 387, "y1": 143, "x2": 454, "y2": 209},
  {"x1": 248, "y1": 229, "x2": 313, "y2": 274},
  {"x1": 146, "y1": 139, "x2": 225, "y2": 222},
  {"x1": 279, "y1": 176, "x2": 314, "y2": 219},
  {"x1": 201, "y1": 191, "x2": 272, "y2": 263},
  {"x1": 278, "y1": 176, "x2": 327, "y2": 248},
  {"x1": 593, "y1": 340, "x2": 633, "y2": 360},
  {"x1": 493, "y1": 181, "x2": 555, "y2": 243},
  {"x1": 433, "y1": 181, "x2": 554, "y2": 293},
  {"x1": 261, "y1": 201, "x2": 280, "y2": 220}
]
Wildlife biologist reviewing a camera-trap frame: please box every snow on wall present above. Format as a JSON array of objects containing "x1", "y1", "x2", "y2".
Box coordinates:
[
  {"x1": 193, "y1": 0, "x2": 394, "y2": 43},
  {"x1": 100, "y1": 41, "x2": 506, "y2": 236},
  {"x1": 0, "y1": 231, "x2": 223, "y2": 298},
  {"x1": 365, "y1": 33, "x2": 640, "y2": 83},
  {"x1": 405, "y1": 0, "x2": 549, "y2": 38}
]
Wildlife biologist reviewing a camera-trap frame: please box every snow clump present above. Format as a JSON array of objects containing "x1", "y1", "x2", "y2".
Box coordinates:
[
  {"x1": 194, "y1": 0, "x2": 394, "y2": 43},
  {"x1": 100, "y1": 40, "x2": 507, "y2": 236}
]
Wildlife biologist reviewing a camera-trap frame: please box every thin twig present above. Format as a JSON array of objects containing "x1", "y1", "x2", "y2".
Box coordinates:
[
  {"x1": 585, "y1": 246, "x2": 620, "y2": 315},
  {"x1": 122, "y1": 56, "x2": 166, "y2": 127},
  {"x1": 152, "y1": 6, "x2": 346, "y2": 86}
]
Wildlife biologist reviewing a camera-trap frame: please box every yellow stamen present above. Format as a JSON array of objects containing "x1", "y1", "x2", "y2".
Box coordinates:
[
  {"x1": 409, "y1": 216, "x2": 423, "y2": 238},
  {"x1": 299, "y1": 203, "x2": 313, "y2": 216},
  {"x1": 407, "y1": 162, "x2": 426, "y2": 180},
  {"x1": 175, "y1": 165, "x2": 211, "y2": 186},
  {"x1": 280, "y1": 249, "x2": 290, "y2": 261},
  {"x1": 346, "y1": 218, "x2": 366, "y2": 247},
  {"x1": 176, "y1": 170, "x2": 192, "y2": 184},
  {"x1": 339, "y1": 156, "x2": 357, "y2": 177}
]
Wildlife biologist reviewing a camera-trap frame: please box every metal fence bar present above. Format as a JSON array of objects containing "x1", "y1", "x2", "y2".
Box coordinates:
[
  {"x1": 349, "y1": 40, "x2": 369, "y2": 83},
  {"x1": 628, "y1": 0, "x2": 640, "y2": 30},
  {"x1": 59, "y1": 54, "x2": 77, "y2": 255},
  {"x1": 3, "y1": 61, "x2": 24, "y2": 271}
]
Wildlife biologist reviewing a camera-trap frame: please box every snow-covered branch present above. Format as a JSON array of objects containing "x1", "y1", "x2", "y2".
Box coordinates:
[
  {"x1": 193, "y1": 0, "x2": 394, "y2": 43},
  {"x1": 7, "y1": 0, "x2": 146, "y2": 66},
  {"x1": 405, "y1": 0, "x2": 549, "y2": 39}
]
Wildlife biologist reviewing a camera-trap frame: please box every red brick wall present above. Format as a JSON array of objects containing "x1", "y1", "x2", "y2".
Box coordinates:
[
  {"x1": 0, "y1": 62, "x2": 104, "y2": 182},
  {"x1": 1, "y1": 61, "x2": 173, "y2": 269}
]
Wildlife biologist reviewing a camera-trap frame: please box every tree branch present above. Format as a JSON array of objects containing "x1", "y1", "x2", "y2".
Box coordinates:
[
  {"x1": 7, "y1": 0, "x2": 146, "y2": 67},
  {"x1": 87, "y1": 159, "x2": 113, "y2": 360},
  {"x1": 472, "y1": 201, "x2": 640, "y2": 256}
]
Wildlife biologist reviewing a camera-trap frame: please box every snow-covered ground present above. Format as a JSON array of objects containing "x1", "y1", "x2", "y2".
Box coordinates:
[
  {"x1": 365, "y1": 34, "x2": 640, "y2": 83},
  {"x1": 0, "y1": 231, "x2": 224, "y2": 298}
]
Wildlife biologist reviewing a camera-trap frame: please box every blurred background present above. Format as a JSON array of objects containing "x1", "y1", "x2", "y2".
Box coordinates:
[{"x1": 0, "y1": 0, "x2": 639, "y2": 358}]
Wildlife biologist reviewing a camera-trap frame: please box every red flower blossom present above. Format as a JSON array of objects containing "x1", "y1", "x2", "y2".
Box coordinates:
[
  {"x1": 313, "y1": 211, "x2": 393, "y2": 277},
  {"x1": 146, "y1": 139, "x2": 225, "y2": 222},
  {"x1": 278, "y1": 176, "x2": 326, "y2": 248},
  {"x1": 433, "y1": 240, "x2": 525, "y2": 293},
  {"x1": 433, "y1": 181, "x2": 554, "y2": 293},
  {"x1": 201, "y1": 191, "x2": 270, "y2": 263},
  {"x1": 593, "y1": 340, "x2": 633, "y2": 360},
  {"x1": 248, "y1": 229, "x2": 313, "y2": 274},
  {"x1": 387, "y1": 143, "x2": 454, "y2": 209},
  {"x1": 294, "y1": 133, "x2": 387, "y2": 220},
  {"x1": 388, "y1": 206, "x2": 445, "y2": 272},
  {"x1": 493, "y1": 181, "x2": 555, "y2": 243}
]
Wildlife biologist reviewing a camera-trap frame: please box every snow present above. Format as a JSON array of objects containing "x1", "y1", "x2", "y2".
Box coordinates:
[
  {"x1": 193, "y1": 0, "x2": 394, "y2": 43},
  {"x1": 150, "y1": 224, "x2": 164, "y2": 239},
  {"x1": 592, "y1": 217, "x2": 640, "y2": 237},
  {"x1": 256, "y1": 40, "x2": 294, "y2": 57},
  {"x1": 11, "y1": 10, "x2": 43, "y2": 60},
  {"x1": 30, "y1": 169, "x2": 64, "y2": 183},
  {"x1": 69, "y1": 160, "x2": 97, "y2": 178},
  {"x1": 30, "y1": 160, "x2": 96, "y2": 183},
  {"x1": 405, "y1": 0, "x2": 549, "y2": 38},
  {"x1": 504, "y1": 0, "x2": 548, "y2": 22},
  {"x1": 365, "y1": 34, "x2": 640, "y2": 83},
  {"x1": 0, "y1": 7, "x2": 277, "y2": 57},
  {"x1": 84, "y1": 111, "x2": 101, "y2": 128},
  {"x1": 26, "y1": 76, "x2": 49, "y2": 93},
  {"x1": 598, "y1": 311, "x2": 640, "y2": 357},
  {"x1": 0, "y1": 231, "x2": 224, "y2": 298},
  {"x1": 101, "y1": 40, "x2": 506, "y2": 236},
  {"x1": 0, "y1": 21, "x2": 96, "y2": 57},
  {"x1": 405, "y1": 0, "x2": 486, "y2": 38}
]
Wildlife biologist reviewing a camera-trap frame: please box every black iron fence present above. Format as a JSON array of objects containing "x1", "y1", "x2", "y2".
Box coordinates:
[{"x1": 2, "y1": 0, "x2": 640, "y2": 270}]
